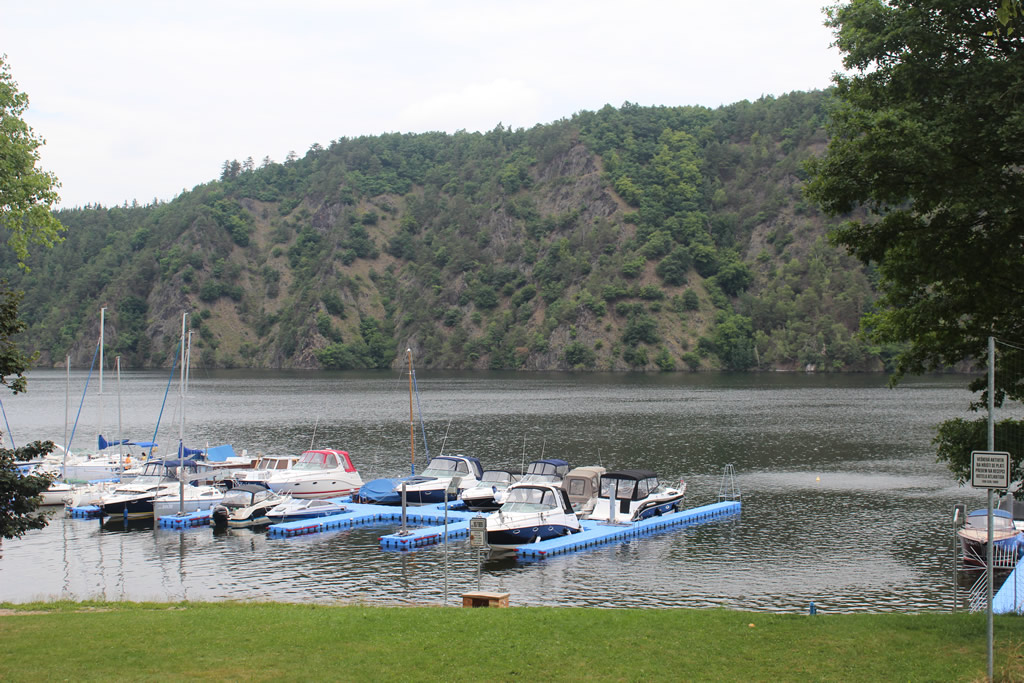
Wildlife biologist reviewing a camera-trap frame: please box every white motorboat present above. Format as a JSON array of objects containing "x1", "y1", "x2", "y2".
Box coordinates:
[
  {"x1": 461, "y1": 469, "x2": 521, "y2": 511},
  {"x1": 264, "y1": 449, "x2": 363, "y2": 499},
  {"x1": 587, "y1": 469, "x2": 686, "y2": 524},
  {"x1": 266, "y1": 497, "x2": 347, "y2": 522},
  {"x1": 212, "y1": 484, "x2": 288, "y2": 528},
  {"x1": 153, "y1": 484, "x2": 226, "y2": 519},
  {"x1": 484, "y1": 481, "x2": 582, "y2": 548}
]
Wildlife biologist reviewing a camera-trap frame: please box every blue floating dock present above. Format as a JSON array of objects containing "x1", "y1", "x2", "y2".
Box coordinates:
[
  {"x1": 67, "y1": 505, "x2": 103, "y2": 519},
  {"x1": 515, "y1": 500, "x2": 741, "y2": 559},
  {"x1": 157, "y1": 509, "x2": 213, "y2": 528},
  {"x1": 269, "y1": 501, "x2": 476, "y2": 539}
]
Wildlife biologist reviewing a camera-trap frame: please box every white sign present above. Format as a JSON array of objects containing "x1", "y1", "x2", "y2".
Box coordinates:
[
  {"x1": 469, "y1": 516, "x2": 488, "y2": 547},
  {"x1": 971, "y1": 451, "x2": 1011, "y2": 489}
]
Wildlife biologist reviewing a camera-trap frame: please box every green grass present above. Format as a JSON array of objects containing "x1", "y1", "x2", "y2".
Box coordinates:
[{"x1": 1, "y1": 601, "x2": 1022, "y2": 681}]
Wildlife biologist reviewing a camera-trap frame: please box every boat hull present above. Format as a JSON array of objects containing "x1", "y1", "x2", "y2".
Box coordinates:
[
  {"x1": 99, "y1": 495, "x2": 157, "y2": 520},
  {"x1": 486, "y1": 524, "x2": 579, "y2": 548}
]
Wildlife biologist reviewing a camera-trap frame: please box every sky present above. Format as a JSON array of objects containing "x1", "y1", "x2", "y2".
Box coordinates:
[{"x1": 1, "y1": 1, "x2": 844, "y2": 209}]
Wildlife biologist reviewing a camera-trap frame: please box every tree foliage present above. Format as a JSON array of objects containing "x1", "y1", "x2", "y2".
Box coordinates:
[
  {"x1": 806, "y1": 0, "x2": 1024, "y2": 485},
  {"x1": 0, "y1": 56, "x2": 62, "y2": 539},
  {"x1": 805, "y1": 0, "x2": 1024, "y2": 402},
  {"x1": 0, "y1": 56, "x2": 65, "y2": 267},
  {"x1": 4, "y1": 92, "x2": 878, "y2": 374}
]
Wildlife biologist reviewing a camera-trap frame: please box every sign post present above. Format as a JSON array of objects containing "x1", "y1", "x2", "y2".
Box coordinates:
[
  {"x1": 971, "y1": 437, "x2": 1011, "y2": 682},
  {"x1": 443, "y1": 477, "x2": 461, "y2": 607},
  {"x1": 469, "y1": 515, "x2": 488, "y2": 590}
]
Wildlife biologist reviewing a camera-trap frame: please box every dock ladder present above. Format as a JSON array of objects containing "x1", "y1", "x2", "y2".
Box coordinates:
[{"x1": 717, "y1": 464, "x2": 741, "y2": 502}]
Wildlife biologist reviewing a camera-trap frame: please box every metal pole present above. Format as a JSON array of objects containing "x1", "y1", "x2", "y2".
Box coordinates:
[
  {"x1": 400, "y1": 481, "x2": 408, "y2": 535},
  {"x1": 987, "y1": 335, "x2": 995, "y2": 681},
  {"x1": 98, "y1": 306, "x2": 105, "y2": 445},
  {"x1": 444, "y1": 495, "x2": 449, "y2": 607}
]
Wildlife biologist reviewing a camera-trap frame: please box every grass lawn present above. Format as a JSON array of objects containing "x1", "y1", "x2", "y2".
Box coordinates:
[{"x1": 1, "y1": 601, "x2": 1022, "y2": 681}]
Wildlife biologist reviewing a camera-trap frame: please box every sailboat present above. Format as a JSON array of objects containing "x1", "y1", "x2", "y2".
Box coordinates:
[
  {"x1": 356, "y1": 349, "x2": 440, "y2": 504},
  {"x1": 151, "y1": 314, "x2": 224, "y2": 518}
]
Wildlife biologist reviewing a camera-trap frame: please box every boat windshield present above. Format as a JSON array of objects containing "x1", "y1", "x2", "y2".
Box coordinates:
[
  {"x1": 479, "y1": 471, "x2": 513, "y2": 486},
  {"x1": 129, "y1": 474, "x2": 167, "y2": 485},
  {"x1": 965, "y1": 514, "x2": 1017, "y2": 531},
  {"x1": 520, "y1": 473, "x2": 561, "y2": 485},
  {"x1": 601, "y1": 478, "x2": 637, "y2": 500},
  {"x1": 499, "y1": 487, "x2": 558, "y2": 513},
  {"x1": 526, "y1": 462, "x2": 568, "y2": 477},
  {"x1": 421, "y1": 458, "x2": 470, "y2": 477},
  {"x1": 293, "y1": 452, "x2": 338, "y2": 471},
  {"x1": 255, "y1": 457, "x2": 291, "y2": 471},
  {"x1": 221, "y1": 489, "x2": 255, "y2": 506}
]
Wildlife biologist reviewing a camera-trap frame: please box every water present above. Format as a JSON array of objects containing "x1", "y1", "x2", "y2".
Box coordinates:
[{"x1": 0, "y1": 369, "x2": 1006, "y2": 612}]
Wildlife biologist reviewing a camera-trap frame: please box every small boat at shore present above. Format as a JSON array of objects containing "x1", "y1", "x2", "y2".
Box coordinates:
[{"x1": 957, "y1": 508, "x2": 1024, "y2": 568}]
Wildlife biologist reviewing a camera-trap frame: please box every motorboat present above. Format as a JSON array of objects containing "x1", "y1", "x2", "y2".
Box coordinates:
[
  {"x1": 358, "y1": 455, "x2": 483, "y2": 505},
  {"x1": 230, "y1": 454, "x2": 299, "y2": 486},
  {"x1": 587, "y1": 470, "x2": 686, "y2": 524},
  {"x1": 264, "y1": 449, "x2": 363, "y2": 499},
  {"x1": 957, "y1": 508, "x2": 1024, "y2": 568},
  {"x1": 153, "y1": 484, "x2": 226, "y2": 519},
  {"x1": 94, "y1": 459, "x2": 204, "y2": 520},
  {"x1": 460, "y1": 469, "x2": 521, "y2": 511},
  {"x1": 519, "y1": 458, "x2": 570, "y2": 485},
  {"x1": 561, "y1": 465, "x2": 605, "y2": 517},
  {"x1": 266, "y1": 497, "x2": 347, "y2": 523},
  {"x1": 212, "y1": 484, "x2": 288, "y2": 528},
  {"x1": 484, "y1": 481, "x2": 582, "y2": 548}
]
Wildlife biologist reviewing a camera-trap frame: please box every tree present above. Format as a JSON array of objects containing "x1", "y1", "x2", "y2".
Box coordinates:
[
  {"x1": 805, "y1": 0, "x2": 1024, "y2": 484},
  {"x1": 0, "y1": 56, "x2": 63, "y2": 538},
  {"x1": 0, "y1": 56, "x2": 65, "y2": 266}
]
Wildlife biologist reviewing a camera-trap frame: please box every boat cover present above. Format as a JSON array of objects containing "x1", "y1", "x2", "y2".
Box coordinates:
[
  {"x1": 205, "y1": 444, "x2": 237, "y2": 462},
  {"x1": 358, "y1": 477, "x2": 407, "y2": 503}
]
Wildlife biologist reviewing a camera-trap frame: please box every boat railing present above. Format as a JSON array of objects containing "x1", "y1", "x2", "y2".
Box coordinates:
[{"x1": 968, "y1": 572, "x2": 988, "y2": 613}]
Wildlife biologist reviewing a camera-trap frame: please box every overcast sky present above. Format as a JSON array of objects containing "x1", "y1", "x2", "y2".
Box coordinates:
[{"x1": 1, "y1": 1, "x2": 843, "y2": 209}]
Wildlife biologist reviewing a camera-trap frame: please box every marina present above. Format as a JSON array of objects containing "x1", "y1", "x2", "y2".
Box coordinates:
[{"x1": 0, "y1": 369, "x2": 1020, "y2": 611}]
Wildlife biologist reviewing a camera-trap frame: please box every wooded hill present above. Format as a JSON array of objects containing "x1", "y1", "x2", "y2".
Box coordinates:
[{"x1": 4, "y1": 90, "x2": 894, "y2": 373}]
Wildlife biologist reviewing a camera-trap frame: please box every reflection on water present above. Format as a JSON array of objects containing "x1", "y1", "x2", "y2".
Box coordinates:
[{"x1": 0, "y1": 370, "x2": 1016, "y2": 612}]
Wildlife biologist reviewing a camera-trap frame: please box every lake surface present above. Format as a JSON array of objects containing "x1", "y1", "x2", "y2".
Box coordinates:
[{"x1": 0, "y1": 368, "x2": 1013, "y2": 612}]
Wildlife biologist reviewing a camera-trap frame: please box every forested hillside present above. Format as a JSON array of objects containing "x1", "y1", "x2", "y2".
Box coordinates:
[{"x1": 2, "y1": 90, "x2": 893, "y2": 372}]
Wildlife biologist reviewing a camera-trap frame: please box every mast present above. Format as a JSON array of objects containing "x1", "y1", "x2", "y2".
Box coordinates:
[
  {"x1": 408, "y1": 348, "x2": 415, "y2": 475},
  {"x1": 98, "y1": 306, "x2": 106, "y2": 449},
  {"x1": 63, "y1": 355, "x2": 69, "y2": 482},
  {"x1": 178, "y1": 313, "x2": 188, "y2": 516},
  {"x1": 116, "y1": 357, "x2": 123, "y2": 476}
]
